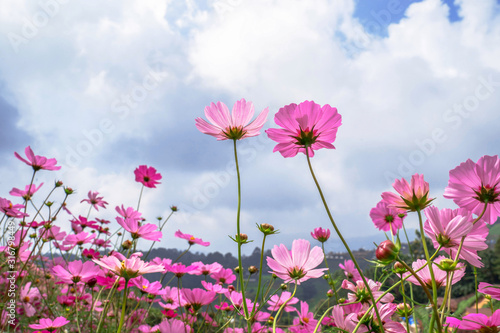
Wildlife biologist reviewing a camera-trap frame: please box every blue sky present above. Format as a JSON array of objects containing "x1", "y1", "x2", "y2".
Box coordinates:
[{"x1": 1, "y1": 0, "x2": 499, "y2": 255}]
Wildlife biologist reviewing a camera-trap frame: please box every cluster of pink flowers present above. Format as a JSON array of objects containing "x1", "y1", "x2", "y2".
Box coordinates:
[{"x1": 2, "y1": 98, "x2": 500, "y2": 333}]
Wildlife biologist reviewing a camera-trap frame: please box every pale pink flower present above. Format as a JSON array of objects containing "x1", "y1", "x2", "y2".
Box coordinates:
[
  {"x1": 52, "y1": 260, "x2": 101, "y2": 284},
  {"x1": 134, "y1": 165, "x2": 162, "y2": 188},
  {"x1": 15, "y1": 146, "x2": 61, "y2": 171},
  {"x1": 201, "y1": 281, "x2": 228, "y2": 294},
  {"x1": 423, "y1": 206, "x2": 488, "y2": 267},
  {"x1": 159, "y1": 286, "x2": 182, "y2": 310},
  {"x1": 478, "y1": 282, "x2": 500, "y2": 301},
  {"x1": 0, "y1": 197, "x2": 27, "y2": 217},
  {"x1": 28, "y1": 316, "x2": 70, "y2": 330},
  {"x1": 339, "y1": 259, "x2": 362, "y2": 282},
  {"x1": 311, "y1": 227, "x2": 330, "y2": 242},
  {"x1": 116, "y1": 217, "x2": 162, "y2": 241},
  {"x1": 370, "y1": 200, "x2": 405, "y2": 235},
  {"x1": 341, "y1": 278, "x2": 394, "y2": 304},
  {"x1": 404, "y1": 256, "x2": 465, "y2": 288},
  {"x1": 267, "y1": 291, "x2": 299, "y2": 312},
  {"x1": 444, "y1": 155, "x2": 500, "y2": 224},
  {"x1": 181, "y1": 288, "x2": 216, "y2": 311},
  {"x1": 190, "y1": 261, "x2": 223, "y2": 276},
  {"x1": 116, "y1": 205, "x2": 142, "y2": 221},
  {"x1": 381, "y1": 174, "x2": 434, "y2": 212},
  {"x1": 266, "y1": 100, "x2": 342, "y2": 158},
  {"x1": 19, "y1": 282, "x2": 41, "y2": 317},
  {"x1": 165, "y1": 263, "x2": 198, "y2": 278},
  {"x1": 323, "y1": 304, "x2": 367, "y2": 332},
  {"x1": 9, "y1": 183, "x2": 43, "y2": 200},
  {"x1": 195, "y1": 98, "x2": 269, "y2": 141},
  {"x1": 289, "y1": 301, "x2": 318, "y2": 333},
  {"x1": 446, "y1": 309, "x2": 500, "y2": 331},
  {"x1": 63, "y1": 231, "x2": 96, "y2": 246},
  {"x1": 210, "y1": 268, "x2": 236, "y2": 285},
  {"x1": 130, "y1": 276, "x2": 164, "y2": 295},
  {"x1": 93, "y1": 255, "x2": 165, "y2": 280},
  {"x1": 174, "y1": 230, "x2": 210, "y2": 246},
  {"x1": 267, "y1": 239, "x2": 326, "y2": 284},
  {"x1": 81, "y1": 191, "x2": 108, "y2": 211}
]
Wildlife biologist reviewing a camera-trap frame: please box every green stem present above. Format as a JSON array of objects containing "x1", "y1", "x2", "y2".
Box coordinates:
[
  {"x1": 322, "y1": 243, "x2": 339, "y2": 303},
  {"x1": 233, "y1": 139, "x2": 251, "y2": 331},
  {"x1": 273, "y1": 283, "x2": 297, "y2": 333},
  {"x1": 252, "y1": 234, "x2": 267, "y2": 314},
  {"x1": 117, "y1": 279, "x2": 130, "y2": 333},
  {"x1": 305, "y1": 146, "x2": 384, "y2": 332}
]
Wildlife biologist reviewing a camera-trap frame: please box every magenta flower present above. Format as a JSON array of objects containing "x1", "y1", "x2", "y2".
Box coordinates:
[
  {"x1": 267, "y1": 239, "x2": 327, "y2": 284},
  {"x1": 290, "y1": 301, "x2": 318, "y2": 333},
  {"x1": 134, "y1": 165, "x2": 162, "y2": 188},
  {"x1": 381, "y1": 173, "x2": 434, "y2": 212},
  {"x1": 159, "y1": 287, "x2": 182, "y2": 310},
  {"x1": 9, "y1": 183, "x2": 43, "y2": 200},
  {"x1": 19, "y1": 282, "x2": 41, "y2": 317},
  {"x1": 93, "y1": 255, "x2": 165, "y2": 280},
  {"x1": 341, "y1": 278, "x2": 394, "y2": 304},
  {"x1": 181, "y1": 288, "x2": 217, "y2": 311},
  {"x1": 195, "y1": 98, "x2": 269, "y2": 141},
  {"x1": 174, "y1": 230, "x2": 210, "y2": 246},
  {"x1": 478, "y1": 282, "x2": 500, "y2": 301},
  {"x1": 369, "y1": 200, "x2": 405, "y2": 235},
  {"x1": 116, "y1": 217, "x2": 162, "y2": 241},
  {"x1": 15, "y1": 146, "x2": 61, "y2": 171},
  {"x1": 446, "y1": 309, "x2": 500, "y2": 331},
  {"x1": 165, "y1": 263, "x2": 199, "y2": 278},
  {"x1": 158, "y1": 319, "x2": 192, "y2": 333},
  {"x1": 52, "y1": 260, "x2": 101, "y2": 285},
  {"x1": 311, "y1": 227, "x2": 330, "y2": 242},
  {"x1": 130, "y1": 276, "x2": 164, "y2": 295},
  {"x1": 267, "y1": 291, "x2": 299, "y2": 312},
  {"x1": 404, "y1": 256, "x2": 465, "y2": 288},
  {"x1": 0, "y1": 197, "x2": 27, "y2": 218},
  {"x1": 266, "y1": 100, "x2": 342, "y2": 158},
  {"x1": 63, "y1": 232, "x2": 96, "y2": 247},
  {"x1": 81, "y1": 191, "x2": 108, "y2": 211},
  {"x1": 28, "y1": 316, "x2": 70, "y2": 330},
  {"x1": 210, "y1": 267, "x2": 236, "y2": 285},
  {"x1": 444, "y1": 155, "x2": 500, "y2": 224},
  {"x1": 116, "y1": 205, "x2": 142, "y2": 220},
  {"x1": 190, "y1": 261, "x2": 223, "y2": 276},
  {"x1": 423, "y1": 206, "x2": 488, "y2": 267},
  {"x1": 339, "y1": 259, "x2": 362, "y2": 282}
]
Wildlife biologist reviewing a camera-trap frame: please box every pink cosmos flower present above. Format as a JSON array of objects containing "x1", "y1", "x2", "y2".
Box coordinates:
[
  {"x1": 289, "y1": 301, "x2": 318, "y2": 333},
  {"x1": 158, "y1": 319, "x2": 192, "y2": 333},
  {"x1": 210, "y1": 267, "x2": 236, "y2": 284},
  {"x1": 369, "y1": 200, "x2": 405, "y2": 235},
  {"x1": 181, "y1": 288, "x2": 217, "y2": 311},
  {"x1": 322, "y1": 304, "x2": 367, "y2": 332},
  {"x1": 444, "y1": 155, "x2": 500, "y2": 224},
  {"x1": 341, "y1": 278, "x2": 394, "y2": 304},
  {"x1": 15, "y1": 146, "x2": 61, "y2": 171},
  {"x1": 52, "y1": 260, "x2": 101, "y2": 284},
  {"x1": 478, "y1": 282, "x2": 500, "y2": 301},
  {"x1": 9, "y1": 183, "x2": 43, "y2": 200},
  {"x1": 266, "y1": 100, "x2": 342, "y2": 158},
  {"x1": 28, "y1": 316, "x2": 70, "y2": 330},
  {"x1": 423, "y1": 206, "x2": 488, "y2": 267},
  {"x1": 81, "y1": 191, "x2": 108, "y2": 211},
  {"x1": 93, "y1": 255, "x2": 165, "y2": 280},
  {"x1": 267, "y1": 291, "x2": 299, "y2": 312},
  {"x1": 381, "y1": 174, "x2": 434, "y2": 212},
  {"x1": 130, "y1": 276, "x2": 164, "y2": 295},
  {"x1": 190, "y1": 261, "x2": 223, "y2": 276},
  {"x1": 63, "y1": 232, "x2": 96, "y2": 247},
  {"x1": 159, "y1": 287, "x2": 182, "y2": 310},
  {"x1": 116, "y1": 205, "x2": 142, "y2": 220},
  {"x1": 339, "y1": 259, "x2": 362, "y2": 282},
  {"x1": 311, "y1": 227, "x2": 330, "y2": 242},
  {"x1": 195, "y1": 98, "x2": 269, "y2": 141},
  {"x1": 165, "y1": 263, "x2": 199, "y2": 278},
  {"x1": 71, "y1": 216, "x2": 98, "y2": 232},
  {"x1": 267, "y1": 239, "x2": 327, "y2": 285},
  {"x1": 174, "y1": 230, "x2": 210, "y2": 246},
  {"x1": 116, "y1": 217, "x2": 162, "y2": 241},
  {"x1": 404, "y1": 255, "x2": 465, "y2": 288},
  {"x1": 134, "y1": 165, "x2": 162, "y2": 188},
  {"x1": 446, "y1": 309, "x2": 500, "y2": 331},
  {"x1": 0, "y1": 197, "x2": 27, "y2": 217},
  {"x1": 19, "y1": 282, "x2": 41, "y2": 317}
]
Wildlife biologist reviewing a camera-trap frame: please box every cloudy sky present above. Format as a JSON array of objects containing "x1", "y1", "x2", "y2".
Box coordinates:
[{"x1": 1, "y1": 0, "x2": 499, "y2": 255}]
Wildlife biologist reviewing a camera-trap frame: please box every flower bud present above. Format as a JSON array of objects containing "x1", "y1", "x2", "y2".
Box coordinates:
[
  {"x1": 122, "y1": 240, "x2": 133, "y2": 250},
  {"x1": 376, "y1": 240, "x2": 399, "y2": 264},
  {"x1": 396, "y1": 303, "x2": 413, "y2": 317},
  {"x1": 280, "y1": 283, "x2": 288, "y2": 290},
  {"x1": 227, "y1": 285, "x2": 235, "y2": 292},
  {"x1": 438, "y1": 258, "x2": 457, "y2": 272},
  {"x1": 258, "y1": 223, "x2": 278, "y2": 235},
  {"x1": 326, "y1": 289, "x2": 334, "y2": 298},
  {"x1": 170, "y1": 205, "x2": 178, "y2": 212},
  {"x1": 55, "y1": 180, "x2": 63, "y2": 187},
  {"x1": 64, "y1": 187, "x2": 74, "y2": 195},
  {"x1": 393, "y1": 261, "x2": 407, "y2": 274},
  {"x1": 248, "y1": 266, "x2": 258, "y2": 274},
  {"x1": 234, "y1": 266, "x2": 240, "y2": 273},
  {"x1": 311, "y1": 227, "x2": 330, "y2": 242},
  {"x1": 87, "y1": 277, "x2": 97, "y2": 288}
]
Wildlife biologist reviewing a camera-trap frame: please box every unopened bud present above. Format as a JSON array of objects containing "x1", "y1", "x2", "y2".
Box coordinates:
[
  {"x1": 248, "y1": 266, "x2": 258, "y2": 274},
  {"x1": 122, "y1": 240, "x2": 133, "y2": 250},
  {"x1": 376, "y1": 240, "x2": 399, "y2": 264},
  {"x1": 280, "y1": 283, "x2": 287, "y2": 290}
]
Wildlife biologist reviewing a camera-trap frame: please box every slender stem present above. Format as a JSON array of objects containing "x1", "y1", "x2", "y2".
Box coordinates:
[
  {"x1": 322, "y1": 243, "x2": 339, "y2": 303},
  {"x1": 305, "y1": 147, "x2": 384, "y2": 332},
  {"x1": 136, "y1": 185, "x2": 145, "y2": 212},
  {"x1": 233, "y1": 139, "x2": 251, "y2": 331},
  {"x1": 416, "y1": 209, "x2": 441, "y2": 332},
  {"x1": 251, "y1": 234, "x2": 267, "y2": 315},
  {"x1": 400, "y1": 273, "x2": 410, "y2": 333},
  {"x1": 117, "y1": 279, "x2": 130, "y2": 333},
  {"x1": 273, "y1": 283, "x2": 297, "y2": 333}
]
